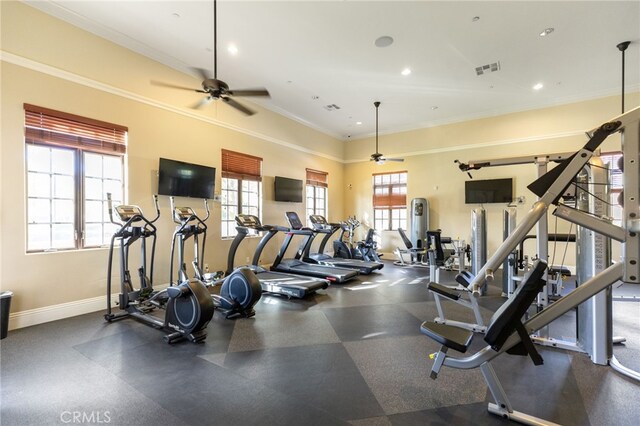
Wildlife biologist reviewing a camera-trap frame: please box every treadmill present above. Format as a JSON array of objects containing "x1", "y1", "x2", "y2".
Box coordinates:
[
  {"x1": 228, "y1": 215, "x2": 329, "y2": 299},
  {"x1": 304, "y1": 215, "x2": 384, "y2": 274},
  {"x1": 270, "y1": 212, "x2": 359, "y2": 283}
]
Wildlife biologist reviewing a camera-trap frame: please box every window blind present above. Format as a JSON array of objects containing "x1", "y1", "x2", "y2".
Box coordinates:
[
  {"x1": 373, "y1": 171, "x2": 407, "y2": 208},
  {"x1": 306, "y1": 168, "x2": 328, "y2": 188},
  {"x1": 24, "y1": 104, "x2": 127, "y2": 155},
  {"x1": 221, "y1": 149, "x2": 263, "y2": 181}
]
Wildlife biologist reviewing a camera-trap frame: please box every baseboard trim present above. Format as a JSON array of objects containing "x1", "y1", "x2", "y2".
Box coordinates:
[
  {"x1": 8, "y1": 295, "x2": 109, "y2": 331},
  {"x1": 7, "y1": 284, "x2": 170, "y2": 331}
]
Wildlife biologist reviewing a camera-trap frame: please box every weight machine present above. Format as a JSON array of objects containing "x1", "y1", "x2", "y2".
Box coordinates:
[{"x1": 421, "y1": 106, "x2": 640, "y2": 425}]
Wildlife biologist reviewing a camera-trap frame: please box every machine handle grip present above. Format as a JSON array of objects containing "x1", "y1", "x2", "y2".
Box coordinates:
[
  {"x1": 485, "y1": 268, "x2": 494, "y2": 282},
  {"x1": 106, "y1": 192, "x2": 118, "y2": 225},
  {"x1": 203, "y1": 199, "x2": 210, "y2": 222},
  {"x1": 471, "y1": 268, "x2": 493, "y2": 296},
  {"x1": 170, "y1": 196, "x2": 180, "y2": 224},
  {"x1": 151, "y1": 194, "x2": 160, "y2": 223}
]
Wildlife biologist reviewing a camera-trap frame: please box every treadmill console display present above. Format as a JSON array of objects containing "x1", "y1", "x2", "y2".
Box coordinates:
[
  {"x1": 309, "y1": 215, "x2": 327, "y2": 225},
  {"x1": 115, "y1": 205, "x2": 143, "y2": 221},
  {"x1": 236, "y1": 214, "x2": 260, "y2": 227},
  {"x1": 285, "y1": 212, "x2": 304, "y2": 230}
]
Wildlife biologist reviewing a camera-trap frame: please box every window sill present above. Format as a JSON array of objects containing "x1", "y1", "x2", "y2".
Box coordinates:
[
  {"x1": 221, "y1": 235, "x2": 262, "y2": 241},
  {"x1": 26, "y1": 245, "x2": 111, "y2": 255}
]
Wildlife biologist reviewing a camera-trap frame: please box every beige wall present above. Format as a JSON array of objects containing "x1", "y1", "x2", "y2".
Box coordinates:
[
  {"x1": 1, "y1": 1, "x2": 636, "y2": 319},
  {"x1": 343, "y1": 94, "x2": 637, "y2": 265},
  {"x1": 0, "y1": 2, "x2": 344, "y2": 313}
]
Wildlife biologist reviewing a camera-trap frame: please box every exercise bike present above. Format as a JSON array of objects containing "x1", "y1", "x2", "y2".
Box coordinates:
[
  {"x1": 105, "y1": 193, "x2": 214, "y2": 343},
  {"x1": 169, "y1": 197, "x2": 261, "y2": 319}
]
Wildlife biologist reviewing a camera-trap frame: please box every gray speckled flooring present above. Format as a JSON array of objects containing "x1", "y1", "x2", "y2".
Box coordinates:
[{"x1": 1, "y1": 261, "x2": 638, "y2": 425}]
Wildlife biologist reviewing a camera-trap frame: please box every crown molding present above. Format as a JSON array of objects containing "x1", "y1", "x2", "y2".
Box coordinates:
[{"x1": 1, "y1": 50, "x2": 344, "y2": 163}]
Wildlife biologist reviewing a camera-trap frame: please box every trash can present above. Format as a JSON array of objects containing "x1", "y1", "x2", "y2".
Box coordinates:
[{"x1": 0, "y1": 291, "x2": 13, "y2": 340}]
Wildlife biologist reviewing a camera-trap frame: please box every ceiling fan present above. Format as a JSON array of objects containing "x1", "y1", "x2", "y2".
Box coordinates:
[
  {"x1": 370, "y1": 101, "x2": 404, "y2": 164},
  {"x1": 152, "y1": 0, "x2": 269, "y2": 116}
]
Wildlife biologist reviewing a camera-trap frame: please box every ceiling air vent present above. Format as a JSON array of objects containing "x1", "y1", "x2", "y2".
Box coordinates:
[
  {"x1": 475, "y1": 61, "x2": 501, "y2": 76},
  {"x1": 323, "y1": 104, "x2": 341, "y2": 111}
]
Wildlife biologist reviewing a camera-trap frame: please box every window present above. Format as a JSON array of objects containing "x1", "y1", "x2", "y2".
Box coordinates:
[
  {"x1": 24, "y1": 104, "x2": 127, "y2": 252},
  {"x1": 221, "y1": 149, "x2": 262, "y2": 238},
  {"x1": 372, "y1": 171, "x2": 407, "y2": 231},
  {"x1": 305, "y1": 168, "x2": 328, "y2": 224},
  {"x1": 601, "y1": 152, "x2": 623, "y2": 225}
]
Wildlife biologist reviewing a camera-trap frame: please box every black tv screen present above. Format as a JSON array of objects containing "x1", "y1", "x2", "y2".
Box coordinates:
[
  {"x1": 465, "y1": 178, "x2": 513, "y2": 204},
  {"x1": 158, "y1": 158, "x2": 215, "y2": 199},
  {"x1": 274, "y1": 176, "x2": 303, "y2": 202}
]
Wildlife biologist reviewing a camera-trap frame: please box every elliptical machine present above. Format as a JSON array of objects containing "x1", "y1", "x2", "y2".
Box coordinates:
[
  {"x1": 333, "y1": 217, "x2": 382, "y2": 262},
  {"x1": 168, "y1": 197, "x2": 261, "y2": 319},
  {"x1": 105, "y1": 193, "x2": 214, "y2": 343}
]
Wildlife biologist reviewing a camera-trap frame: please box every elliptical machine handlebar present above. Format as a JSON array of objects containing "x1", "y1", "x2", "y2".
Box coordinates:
[
  {"x1": 171, "y1": 197, "x2": 210, "y2": 230},
  {"x1": 106, "y1": 192, "x2": 117, "y2": 225},
  {"x1": 106, "y1": 192, "x2": 158, "y2": 234},
  {"x1": 169, "y1": 198, "x2": 211, "y2": 285},
  {"x1": 202, "y1": 198, "x2": 210, "y2": 222},
  {"x1": 150, "y1": 194, "x2": 160, "y2": 224},
  {"x1": 170, "y1": 196, "x2": 179, "y2": 224}
]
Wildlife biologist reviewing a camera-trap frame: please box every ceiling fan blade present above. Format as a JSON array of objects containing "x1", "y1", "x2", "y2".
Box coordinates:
[
  {"x1": 192, "y1": 67, "x2": 212, "y2": 82},
  {"x1": 221, "y1": 97, "x2": 255, "y2": 116},
  {"x1": 151, "y1": 80, "x2": 199, "y2": 92},
  {"x1": 191, "y1": 96, "x2": 213, "y2": 110},
  {"x1": 227, "y1": 88, "x2": 270, "y2": 97},
  {"x1": 385, "y1": 158, "x2": 405, "y2": 162}
]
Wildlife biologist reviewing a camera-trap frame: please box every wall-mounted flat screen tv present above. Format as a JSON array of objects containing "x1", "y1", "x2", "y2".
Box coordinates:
[
  {"x1": 465, "y1": 178, "x2": 513, "y2": 204},
  {"x1": 274, "y1": 176, "x2": 303, "y2": 202},
  {"x1": 158, "y1": 158, "x2": 216, "y2": 199}
]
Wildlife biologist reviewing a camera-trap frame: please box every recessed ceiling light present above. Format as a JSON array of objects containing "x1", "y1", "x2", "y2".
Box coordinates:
[
  {"x1": 401, "y1": 68, "x2": 412, "y2": 76},
  {"x1": 375, "y1": 36, "x2": 394, "y2": 48},
  {"x1": 356, "y1": 121, "x2": 362, "y2": 125},
  {"x1": 227, "y1": 44, "x2": 238, "y2": 55},
  {"x1": 472, "y1": 16, "x2": 480, "y2": 22},
  {"x1": 533, "y1": 83, "x2": 544, "y2": 90},
  {"x1": 539, "y1": 28, "x2": 554, "y2": 37},
  {"x1": 431, "y1": 106, "x2": 439, "y2": 110}
]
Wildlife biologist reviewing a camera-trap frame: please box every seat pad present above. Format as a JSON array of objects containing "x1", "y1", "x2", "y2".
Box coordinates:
[
  {"x1": 420, "y1": 321, "x2": 474, "y2": 353},
  {"x1": 427, "y1": 282, "x2": 461, "y2": 301}
]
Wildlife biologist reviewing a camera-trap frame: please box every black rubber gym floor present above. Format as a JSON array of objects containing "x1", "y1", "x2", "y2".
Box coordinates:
[{"x1": 1, "y1": 262, "x2": 639, "y2": 425}]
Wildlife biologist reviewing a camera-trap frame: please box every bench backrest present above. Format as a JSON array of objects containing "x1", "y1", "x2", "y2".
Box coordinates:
[{"x1": 484, "y1": 260, "x2": 547, "y2": 350}]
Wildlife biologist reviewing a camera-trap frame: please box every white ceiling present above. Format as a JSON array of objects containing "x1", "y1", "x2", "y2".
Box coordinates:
[{"x1": 25, "y1": 1, "x2": 640, "y2": 140}]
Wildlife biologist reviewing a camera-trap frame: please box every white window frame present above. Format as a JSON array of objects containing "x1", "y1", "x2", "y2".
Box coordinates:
[
  {"x1": 306, "y1": 185, "x2": 327, "y2": 225},
  {"x1": 373, "y1": 172, "x2": 407, "y2": 231},
  {"x1": 25, "y1": 143, "x2": 125, "y2": 252},
  {"x1": 221, "y1": 177, "x2": 262, "y2": 238}
]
